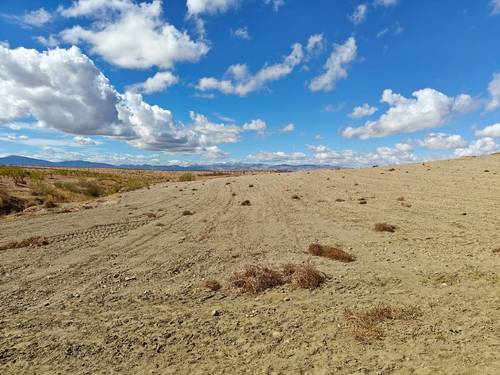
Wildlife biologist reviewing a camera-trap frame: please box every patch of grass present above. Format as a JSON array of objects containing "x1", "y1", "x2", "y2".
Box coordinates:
[
  {"x1": 308, "y1": 243, "x2": 355, "y2": 262},
  {"x1": 226, "y1": 263, "x2": 325, "y2": 294},
  {"x1": 374, "y1": 223, "x2": 397, "y2": 233},
  {"x1": 204, "y1": 280, "x2": 221, "y2": 291},
  {"x1": 179, "y1": 173, "x2": 195, "y2": 182},
  {"x1": 344, "y1": 304, "x2": 421, "y2": 344},
  {"x1": 0, "y1": 236, "x2": 48, "y2": 251}
]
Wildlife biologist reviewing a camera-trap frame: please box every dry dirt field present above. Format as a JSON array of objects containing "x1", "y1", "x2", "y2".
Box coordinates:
[{"x1": 0, "y1": 155, "x2": 499, "y2": 374}]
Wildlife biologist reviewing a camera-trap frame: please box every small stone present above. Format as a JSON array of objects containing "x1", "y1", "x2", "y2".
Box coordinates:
[
  {"x1": 272, "y1": 331, "x2": 282, "y2": 339},
  {"x1": 211, "y1": 309, "x2": 220, "y2": 317},
  {"x1": 283, "y1": 296, "x2": 290, "y2": 301},
  {"x1": 72, "y1": 293, "x2": 80, "y2": 298}
]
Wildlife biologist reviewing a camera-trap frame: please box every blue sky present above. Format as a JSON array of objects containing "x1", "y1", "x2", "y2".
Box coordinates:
[{"x1": 0, "y1": 0, "x2": 499, "y2": 166}]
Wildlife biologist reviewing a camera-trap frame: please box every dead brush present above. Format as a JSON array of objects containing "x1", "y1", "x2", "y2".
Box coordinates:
[
  {"x1": 281, "y1": 263, "x2": 325, "y2": 289},
  {"x1": 226, "y1": 263, "x2": 325, "y2": 294},
  {"x1": 226, "y1": 265, "x2": 284, "y2": 294},
  {"x1": 344, "y1": 304, "x2": 421, "y2": 344},
  {"x1": 374, "y1": 223, "x2": 397, "y2": 232},
  {"x1": 308, "y1": 243, "x2": 355, "y2": 262},
  {"x1": 0, "y1": 236, "x2": 49, "y2": 251},
  {"x1": 204, "y1": 279, "x2": 221, "y2": 291}
]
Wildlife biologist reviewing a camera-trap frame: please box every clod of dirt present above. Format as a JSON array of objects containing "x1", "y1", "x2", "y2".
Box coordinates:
[
  {"x1": 241, "y1": 200, "x2": 251, "y2": 206},
  {"x1": 204, "y1": 280, "x2": 221, "y2": 291},
  {"x1": 308, "y1": 243, "x2": 356, "y2": 262},
  {"x1": 374, "y1": 223, "x2": 397, "y2": 233}
]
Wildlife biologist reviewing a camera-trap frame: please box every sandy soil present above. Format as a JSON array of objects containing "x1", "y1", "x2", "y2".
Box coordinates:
[{"x1": 0, "y1": 155, "x2": 499, "y2": 374}]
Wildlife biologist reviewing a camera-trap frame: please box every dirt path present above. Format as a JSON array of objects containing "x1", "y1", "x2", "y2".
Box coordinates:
[{"x1": 1, "y1": 155, "x2": 499, "y2": 374}]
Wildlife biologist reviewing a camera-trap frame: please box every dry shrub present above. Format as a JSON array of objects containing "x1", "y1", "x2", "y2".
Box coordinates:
[
  {"x1": 0, "y1": 189, "x2": 26, "y2": 215},
  {"x1": 179, "y1": 173, "x2": 195, "y2": 182},
  {"x1": 241, "y1": 200, "x2": 251, "y2": 206},
  {"x1": 281, "y1": 263, "x2": 325, "y2": 289},
  {"x1": 226, "y1": 263, "x2": 325, "y2": 294},
  {"x1": 43, "y1": 197, "x2": 57, "y2": 208},
  {"x1": 182, "y1": 210, "x2": 194, "y2": 216},
  {"x1": 204, "y1": 279, "x2": 221, "y2": 291},
  {"x1": 344, "y1": 304, "x2": 420, "y2": 344},
  {"x1": 0, "y1": 236, "x2": 48, "y2": 251},
  {"x1": 374, "y1": 223, "x2": 397, "y2": 233},
  {"x1": 308, "y1": 243, "x2": 355, "y2": 262},
  {"x1": 227, "y1": 265, "x2": 284, "y2": 294}
]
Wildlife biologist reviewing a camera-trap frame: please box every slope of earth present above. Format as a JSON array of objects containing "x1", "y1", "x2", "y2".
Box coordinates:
[{"x1": 0, "y1": 155, "x2": 499, "y2": 374}]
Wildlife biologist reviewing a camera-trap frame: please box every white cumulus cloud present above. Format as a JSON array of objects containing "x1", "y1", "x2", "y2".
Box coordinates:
[
  {"x1": 374, "y1": 0, "x2": 399, "y2": 6},
  {"x1": 59, "y1": 0, "x2": 209, "y2": 69},
  {"x1": 186, "y1": 0, "x2": 239, "y2": 16},
  {"x1": 0, "y1": 44, "x2": 262, "y2": 155},
  {"x1": 349, "y1": 103, "x2": 378, "y2": 118},
  {"x1": 475, "y1": 123, "x2": 500, "y2": 137},
  {"x1": 454, "y1": 137, "x2": 499, "y2": 157},
  {"x1": 279, "y1": 123, "x2": 295, "y2": 132},
  {"x1": 264, "y1": 0, "x2": 285, "y2": 11},
  {"x1": 417, "y1": 133, "x2": 467, "y2": 150},
  {"x1": 127, "y1": 71, "x2": 179, "y2": 94},
  {"x1": 197, "y1": 43, "x2": 303, "y2": 96},
  {"x1": 309, "y1": 37, "x2": 357, "y2": 92},
  {"x1": 231, "y1": 26, "x2": 250, "y2": 40},
  {"x1": 342, "y1": 88, "x2": 478, "y2": 139},
  {"x1": 349, "y1": 4, "x2": 368, "y2": 25},
  {"x1": 73, "y1": 136, "x2": 102, "y2": 145},
  {"x1": 485, "y1": 73, "x2": 500, "y2": 111},
  {"x1": 20, "y1": 8, "x2": 53, "y2": 27}
]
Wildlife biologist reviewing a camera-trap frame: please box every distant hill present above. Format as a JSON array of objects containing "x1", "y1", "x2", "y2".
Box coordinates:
[{"x1": 0, "y1": 155, "x2": 337, "y2": 172}]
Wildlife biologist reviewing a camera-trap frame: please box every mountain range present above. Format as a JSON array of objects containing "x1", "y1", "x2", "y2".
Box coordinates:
[{"x1": 0, "y1": 155, "x2": 336, "y2": 172}]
